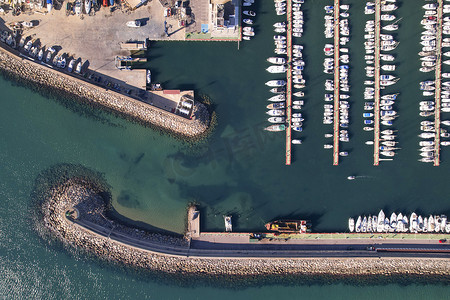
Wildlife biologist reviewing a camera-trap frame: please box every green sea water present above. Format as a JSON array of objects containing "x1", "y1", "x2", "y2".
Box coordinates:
[{"x1": 1, "y1": 0, "x2": 450, "y2": 297}]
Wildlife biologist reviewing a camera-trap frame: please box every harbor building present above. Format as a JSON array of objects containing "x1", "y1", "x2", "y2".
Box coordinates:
[
  {"x1": 186, "y1": 0, "x2": 240, "y2": 39},
  {"x1": 147, "y1": 89, "x2": 195, "y2": 118},
  {"x1": 210, "y1": 0, "x2": 240, "y2": 38}
]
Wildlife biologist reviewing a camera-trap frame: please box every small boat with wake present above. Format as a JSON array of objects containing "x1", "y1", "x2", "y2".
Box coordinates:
[{"x1": 264, "y1": 124, "x2": 285, "y2": 132}]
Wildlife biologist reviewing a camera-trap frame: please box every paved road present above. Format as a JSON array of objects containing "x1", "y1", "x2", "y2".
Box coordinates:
[{"x1": 72, "y1": 218, "x2": 450, "y2": 259}]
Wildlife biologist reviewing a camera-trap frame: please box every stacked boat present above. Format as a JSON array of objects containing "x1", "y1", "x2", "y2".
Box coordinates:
[
  {"x1": 322, "y1": 4, "x2": 351, "y2": 151},
  {"x1": 349, "y1": 210, "x2": 450, "y2": 234},
  {"x1": 275, "y1": 0, "x2": 287, "y2": 16},
  {"x1": 242, "y1": 1, "x2": 256, "y2": 40},
  {"x1": 12, "y1": 33, "x2": 84, "y2": 76},
  {"x1": 363, "y1": 0, "x2": 399, "y2": 159}
]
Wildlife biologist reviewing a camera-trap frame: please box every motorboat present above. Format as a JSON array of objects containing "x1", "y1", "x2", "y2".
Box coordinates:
[
  {"x1": 85, "y1": 0, "x2": 91, "y2": 14},
  {"x1": 382, "y1": 4, "x2": 397, "y2": 11},
  {"x1": 267, "y1": 102, "x2": 285, "y2": 110},
  {"x1": 243, "y1": 10, "x2": 256, "y2": 17},
  {"x1": 383, "y1": 24, "x2": 398, "y2": 31},
  {"x1": 381, "y1": 14, "x2": 395, "y2": 21},
  {"x1": 266, "y1": 109, "x2": 285, "y2": 116},
  {"x1": 126, "y1": 20, "x2": 141, "y2": 28},
  {"x1": 274, "y1": 35, "x2": 286, "y2": 41},
  {"x1": 75, "y1": 60, "x2": 83, "y2": 74},
  {"x1": 266, "y1": 65, "x2": 286, "y2": 73},
  {"x1": 268, "y1": 116, "x2": 285, "y2": 123},
  {"x1": 419, "y1": 132, "x2": 435, "y2": 139},
  {"x1": 265, "y1": 80, "x2": 286, "y2": 87},
  {"x1": 270, "y1": 87, "x2": 285, "y2": 94},
  {"x1": 423, "y1": 3, "x2": 437, "y2": 10},
  {"x1": 45, "y1": 47, "x2": 55, "y2": 63},
  {"x1": 243, "y1": 19, "x2": 253, "y2": 25},
  {"x1": 267, "y1": 57, "x2": 286, "y2": 64},
  {"x1": 410, "y1": 213, "x2": 418, "y2": 233},
  {"x1": 377, "y1": 210, "x2": 385, "y2": 233},
  {"x1": 264, "y1": 124, "x2": 285, "y2": 132},
  {"x1": 348, "y1": 218, "x2": 355, "y2": 232},
  {"x1": 292, "y1": 139, "x2": 302, "y2": 145},
  {"x1": 390, "y1": 212, "x2": 397, "y2": 231},
  {"x1": 273, "y1": 22, "x2": 286, "y2": 28},
  {"x1": 57, "y1": 56, "x2": 66, "y2": 69},
  {"x1": 380, "y1": 54, "x2": 395, "y2": 61},
  {"x1": 381, "y1": 65, "x2": 396, "y2": 71},
  {"x1": 380, "y1": 151, "x2": 395, "y2": 157},
  {"x1": 37, "y1": 47, "x2": 45, "y2": 61}
]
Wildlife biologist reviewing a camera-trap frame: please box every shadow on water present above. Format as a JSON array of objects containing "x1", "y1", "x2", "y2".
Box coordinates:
[
  {"x1": 29, "y1": 163, "x2": 181, "y2": 238},
  {"x1": 0, "y1": 67, "x2": 125, "y2": 129},
  {"x1": 27, "y1": 165, "x2": 450, "y2": 288}
]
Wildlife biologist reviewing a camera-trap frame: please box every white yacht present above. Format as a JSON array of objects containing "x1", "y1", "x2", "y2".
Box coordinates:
[
  {"x1": 267, "y1": 57, "x2": 286, "y2": 64},
  {"x1": 410, "y1": 213, "x2": 418, "y2": 232},
  {"x1": 265, "y1": 80, "x2": 286, "y2": 87},
  {"x1": 348, "y1": 218, "x2": 355, "y2": 232},
  {"x1": 355, "y1": 216, "x2": 362, "y2": 233},
  {"x1": 266, "y1": 65, "x2": 287, "y2": 73},
  {"x1": 377, "y1": 210, "x2": 385, "y2": 233}
]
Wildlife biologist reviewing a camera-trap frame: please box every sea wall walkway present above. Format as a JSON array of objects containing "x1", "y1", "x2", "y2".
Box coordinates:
[{"x1": 39, "y1": 178, "x2": 450, "y2": 282}]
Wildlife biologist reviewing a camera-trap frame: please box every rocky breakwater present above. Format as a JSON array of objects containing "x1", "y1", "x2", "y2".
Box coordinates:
[
  {"x1": 41, "y1": 179, "x2": 450, "y2": 284},
  {"x1": 0, "y1": 46, "x2": 210, "y2": 140}
]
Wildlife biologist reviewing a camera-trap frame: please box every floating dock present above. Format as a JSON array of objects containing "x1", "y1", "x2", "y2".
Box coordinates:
[
  {"x1": 333, "y1": 0, "x2": 341, "y2": 165},
  {"x1": 434, "y1": 0, "x2": 443, "y2": 166},
  {"x1": 286, "y1": 0, "x2": 293, "y2": 165},
  {"x1": 373, "y1": 0, "x2": 381, "y2": 166}
]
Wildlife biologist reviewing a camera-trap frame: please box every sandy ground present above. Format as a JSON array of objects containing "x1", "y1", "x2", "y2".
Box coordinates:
[{"x1": 0, "y1": 1, "x2": 185, "y2": 89}]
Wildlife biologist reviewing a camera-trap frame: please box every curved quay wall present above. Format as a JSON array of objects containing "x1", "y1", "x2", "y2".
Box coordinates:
[
  {"x1": 0, "y1": 44, "x2": 210, "y2": 140},
  {"x1": 40, "y1": 179, "x2": 450, "y2": 282}
]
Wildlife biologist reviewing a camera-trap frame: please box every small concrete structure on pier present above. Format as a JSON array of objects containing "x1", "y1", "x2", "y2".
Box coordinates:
[
  {"x1": 187, "y1": 206, "x2": 200, "y2": 238},
  {"x1": 146, "y1": 89, "x2": 195, "y2": 118}
]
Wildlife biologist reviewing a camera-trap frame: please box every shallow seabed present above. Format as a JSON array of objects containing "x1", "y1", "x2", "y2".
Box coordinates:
[{"x1": 0, "y1": 0, "x2": 449, "y2": 296}]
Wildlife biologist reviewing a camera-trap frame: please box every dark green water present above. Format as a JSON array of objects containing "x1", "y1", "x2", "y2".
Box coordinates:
[{"x1": 1, "y1": 0, "x2": 449, "y2": 297}]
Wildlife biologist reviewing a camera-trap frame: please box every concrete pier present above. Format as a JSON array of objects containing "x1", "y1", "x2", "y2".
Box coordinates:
[
  {"x1": 373, "y1": 0, "x2": 381, "y2": 166},
  {"x1": 285, "y1": 0, "x2": 293, "y2": 165},
  {"x1": 333, "y1": 0, "x2": 341, "y2": 166},
  {"x1": 434, "y1": 0, "x2": 443, "y2": 166}
]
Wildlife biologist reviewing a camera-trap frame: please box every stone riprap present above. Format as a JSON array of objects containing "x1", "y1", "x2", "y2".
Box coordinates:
[
  {"x1": 40, "y1": 179, "x2": 450, "y2": 284},
  {"x1": 0, "y1": 45, "x2": 210, "y2": 139}
]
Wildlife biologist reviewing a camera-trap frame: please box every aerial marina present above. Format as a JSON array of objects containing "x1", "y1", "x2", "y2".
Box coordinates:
[
  {"x1": 0, "y1": 0, "x2": 450, "y2": 293},
  {"x1": 4, "y1": 0, "x2": 450, "y2": 166},
  {"x1": 260, "y1": 0, "x2": 450, "y2": 167}
]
